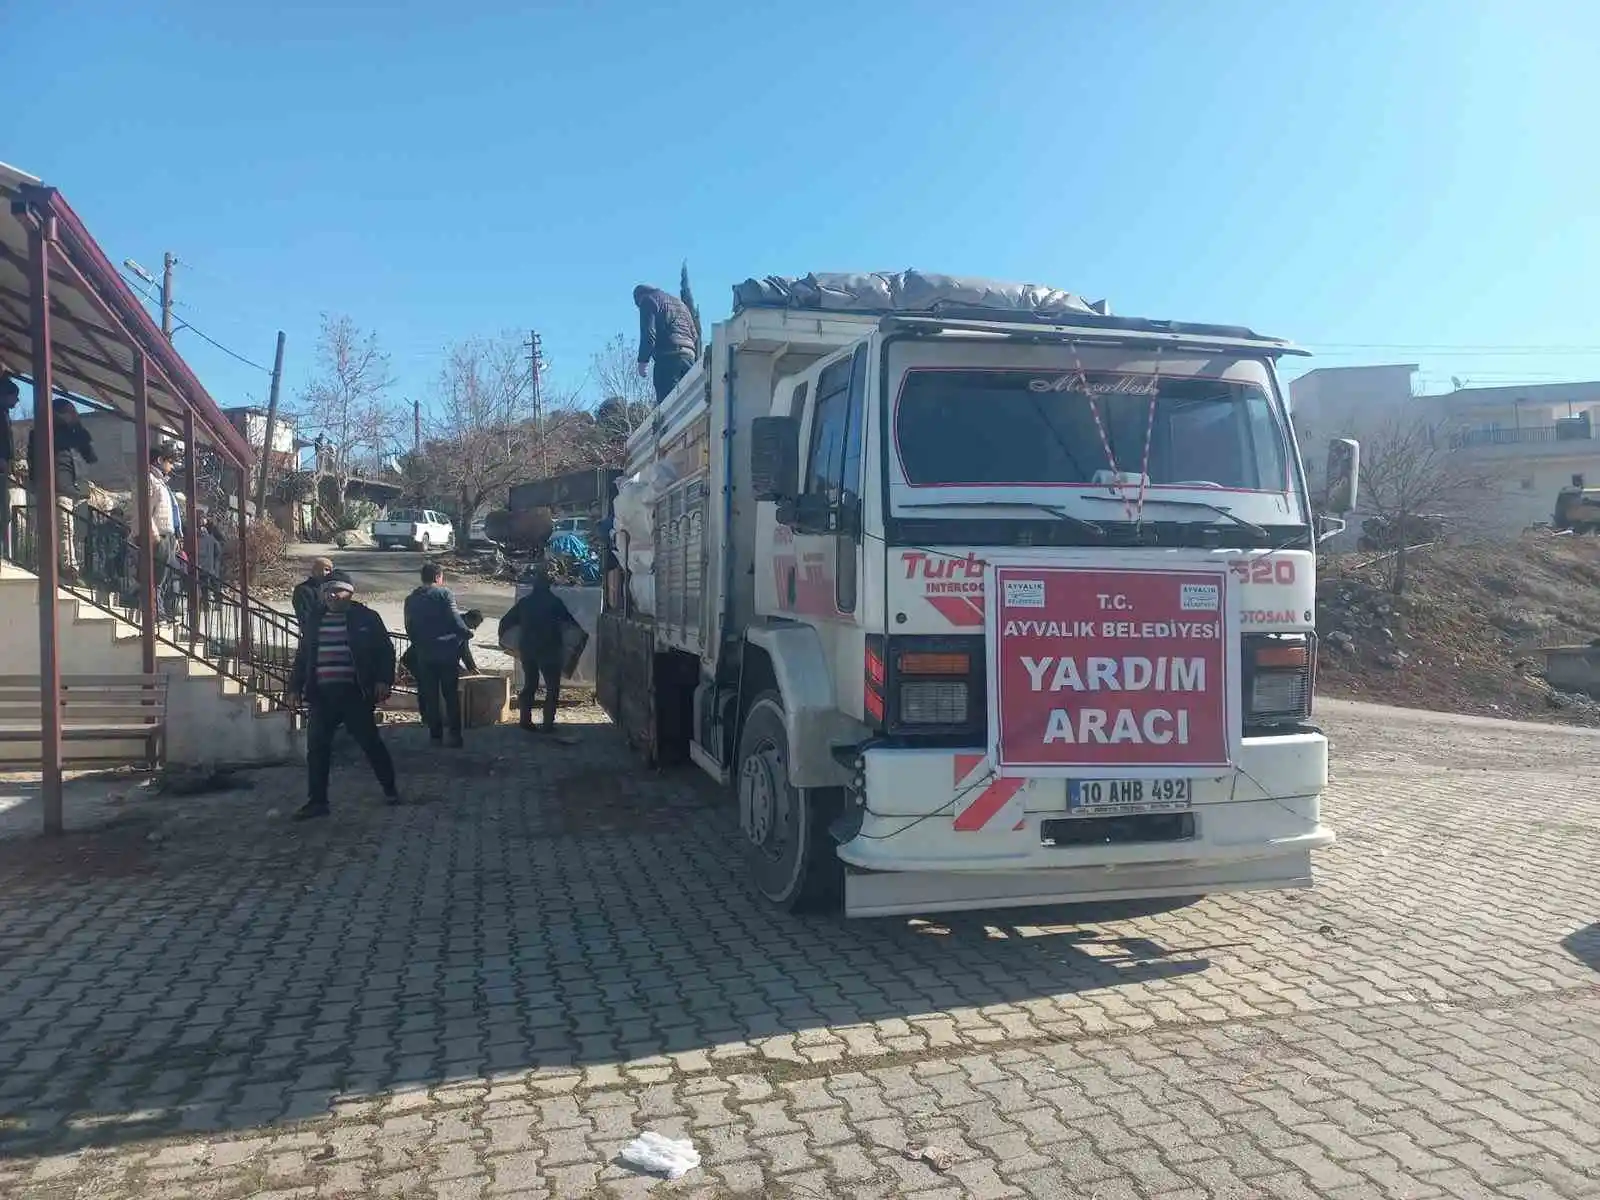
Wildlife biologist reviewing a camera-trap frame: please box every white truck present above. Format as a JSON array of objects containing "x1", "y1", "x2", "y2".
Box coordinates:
[
  {"x1": 372, "y1": 508, "x2": 455, "y2": 552},
  {"x1": 597, "y1": 272, "x2": 1358, "y2": 918}
]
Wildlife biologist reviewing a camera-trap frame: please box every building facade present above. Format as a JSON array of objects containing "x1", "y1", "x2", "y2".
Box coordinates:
[{"x1": 1289, "y1": 365, "x2": 1600, "y2": 539}]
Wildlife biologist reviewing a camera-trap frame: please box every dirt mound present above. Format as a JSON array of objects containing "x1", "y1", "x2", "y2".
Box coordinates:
[{"x1": 1316, "y1": 533, "x2": 1600, "y2": 725}]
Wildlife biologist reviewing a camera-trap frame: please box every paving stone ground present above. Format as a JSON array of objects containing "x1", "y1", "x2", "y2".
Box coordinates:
[{"x1": 0, "y1": 698, "x2": 1596, "y2": 1198}]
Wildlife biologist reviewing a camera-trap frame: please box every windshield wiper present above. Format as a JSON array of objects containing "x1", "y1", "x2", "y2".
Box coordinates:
[
  {"x1": 1080, "y1": 494, "x2": 1268, "y2": 540},
  {"x1": 900, "y1": 500, "x2": 1105, "y2": 540}
]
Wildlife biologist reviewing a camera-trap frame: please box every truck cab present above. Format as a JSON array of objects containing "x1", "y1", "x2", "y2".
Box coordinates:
[{"x1": 598, "y1": 276, "x2": 1358, "y2": 918}]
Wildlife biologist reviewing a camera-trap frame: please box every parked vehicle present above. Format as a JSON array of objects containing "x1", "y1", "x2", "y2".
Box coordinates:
[
  {"x1": 372, "y1": 508, "x2": 454, "y2": 552},
  {"x1": 1554, "y1": 478, "x2": 1600, "y2": 533},
  {"x1": 597, "y1": 271, "x2": 1358, "y2": 917}
]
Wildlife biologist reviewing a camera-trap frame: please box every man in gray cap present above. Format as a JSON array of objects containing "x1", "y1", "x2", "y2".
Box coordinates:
[{"x1": 287, "y1": 571, "x2": 399, "y2": 819}]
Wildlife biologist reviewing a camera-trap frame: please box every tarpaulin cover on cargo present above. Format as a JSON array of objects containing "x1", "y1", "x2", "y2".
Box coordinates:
[{"x1": 731, "y1": 271, "x2": 1107, "y2": 318}]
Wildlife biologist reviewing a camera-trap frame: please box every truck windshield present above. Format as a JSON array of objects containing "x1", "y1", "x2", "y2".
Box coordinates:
[{"x1": 895, "y1": 368, "x2": 1290, "y2": 492}]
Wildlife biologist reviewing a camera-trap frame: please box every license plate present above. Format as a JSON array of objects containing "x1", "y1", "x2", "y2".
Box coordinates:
[{"x1": 1067, "y1": 778, "x2": 1192, "y2": 815}]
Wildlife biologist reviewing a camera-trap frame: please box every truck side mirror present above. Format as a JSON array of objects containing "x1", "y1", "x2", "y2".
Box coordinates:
[
  {"x1": 1325, "y1": 438, "x2": 1359, "y2": 514},
  {"x1": 751, "y1": 416, "x2": 800, "y2": 501}
]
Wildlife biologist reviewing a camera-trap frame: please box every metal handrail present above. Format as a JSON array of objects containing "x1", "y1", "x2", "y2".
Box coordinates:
[{"x1": 4, "y1": 502, "x2": 412, "y2": 707}]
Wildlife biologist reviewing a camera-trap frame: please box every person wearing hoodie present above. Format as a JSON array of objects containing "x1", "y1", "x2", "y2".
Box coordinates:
[
  {"x1": 287, "y1": 572, "x2": 399, "y2": 819},
  {"x1": 633, "y1": 283, "x2": 701, "y2": 403}
]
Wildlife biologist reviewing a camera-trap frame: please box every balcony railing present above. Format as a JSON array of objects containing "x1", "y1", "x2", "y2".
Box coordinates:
[{"x1": 1449, "y1": 423, "x2": 1593, "y2": 450}]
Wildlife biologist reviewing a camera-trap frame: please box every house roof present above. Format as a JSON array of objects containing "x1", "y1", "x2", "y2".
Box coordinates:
[{"x1": 0, "y1": 161, "x2": 254, "y2": 467}]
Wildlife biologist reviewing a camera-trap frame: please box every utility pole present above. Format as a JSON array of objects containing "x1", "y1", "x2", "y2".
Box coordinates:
[
  {"x1": 413, "y1": 396, "x2": 422, "y2": 454},
  {"x1": 528, "y1": 330, "x2": 549, "y2": 474},
  {"x1": 160, "y1": 252, "x2": 176, "y2": 341},
  {"x1": 255, "y1": 330, "x2": 286, "y2": 516}
]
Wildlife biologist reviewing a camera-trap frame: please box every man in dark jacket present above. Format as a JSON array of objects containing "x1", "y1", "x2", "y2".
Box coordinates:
[
  {"x1": 291, "y1": 556, "x2": 333, "y2": 634},
  {"x1": 498, "y1": 568, "x2": 577, "y2": 731},
  {"x1": 403, "y1": 562, "x2": 472, "y2": 747},
  {"x1": 634, "y1": 284, "x2": 700, "y2": 403},
  {"x1": 287, "y1": 572, "x2": 399, "y2": 819},
  {"x1": 26, "y1": 395, "x2": 96, "y2": 581}
]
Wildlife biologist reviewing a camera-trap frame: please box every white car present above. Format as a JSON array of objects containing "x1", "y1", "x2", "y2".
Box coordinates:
[{"x1": 372, "y1": 508, "x2": 455, "y2": 552}]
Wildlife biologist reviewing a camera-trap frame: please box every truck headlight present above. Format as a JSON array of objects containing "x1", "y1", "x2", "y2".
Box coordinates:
[
  {"x1": 898, "y1": 680, "x2": 969, "y2": 725},
  {"x1": 1245, "y1": 634, "x2": 1315, "y2": 726}
]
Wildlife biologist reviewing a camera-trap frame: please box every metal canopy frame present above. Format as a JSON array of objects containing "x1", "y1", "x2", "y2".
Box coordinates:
[
  {"x1": 878, "y1": 313, "x2": 1312, "y2": 358},
  {"x1": 0, "y1": 161, "x2": 256, "y2": 833}
]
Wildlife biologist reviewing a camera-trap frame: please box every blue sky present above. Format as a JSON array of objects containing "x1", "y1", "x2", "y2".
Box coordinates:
[{"x1": 9, "y1": 0, "x2": 1599, "y2": 417}]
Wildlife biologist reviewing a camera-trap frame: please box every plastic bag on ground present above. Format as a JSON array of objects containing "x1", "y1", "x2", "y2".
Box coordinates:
[{"x1": 619, "y1": 1131, "x2": 700, "y2": 1180}]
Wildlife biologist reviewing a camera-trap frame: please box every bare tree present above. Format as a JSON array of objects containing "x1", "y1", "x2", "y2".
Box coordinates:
[
  {"x1": 425, "y1": 333, "x2": 540, "y2": 530},
  {"x1": 588, "y1": 334, "x2": 653, "y2": 463},
  {"x1": 296, "y1": 315, "x2": 399, "y2": 518},
  {"x1": 1358, "y1": 416, "x2": 1502, "y2": 593},
  {"x1": 589, "y1": 334, "x2": 653, "y2": 413}
]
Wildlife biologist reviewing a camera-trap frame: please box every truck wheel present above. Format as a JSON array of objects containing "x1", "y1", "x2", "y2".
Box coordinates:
[
  {"x1": 736, "y1": 692, "x2": 842, "y2": 913},
  {"x1": 418, "y1": 533, "x2": 431, "y2": 553}
]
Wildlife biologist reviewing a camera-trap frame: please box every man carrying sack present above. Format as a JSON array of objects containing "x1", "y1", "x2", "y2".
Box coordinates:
[{"x1": 498, "y1": 566, "x2": 585, "y2": 732}]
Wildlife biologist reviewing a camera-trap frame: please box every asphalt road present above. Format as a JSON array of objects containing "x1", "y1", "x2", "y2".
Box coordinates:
[{"x1": 286, "y1": 543, "x2": 516, "y2": 617}]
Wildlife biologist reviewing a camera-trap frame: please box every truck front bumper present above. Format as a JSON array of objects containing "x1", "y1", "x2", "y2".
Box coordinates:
[{"x1": 836, "y1": 732, "x2": 1331, "y2": 917}]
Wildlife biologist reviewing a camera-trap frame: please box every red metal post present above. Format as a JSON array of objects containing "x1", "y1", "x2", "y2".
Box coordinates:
[
  {"x1": 236, "y1": 465, "x2": 251, "y2": 660},
  {"x1": 132, "y1": 352, "x2": 157, "y2": 674},
  {"x1": 181, "y1": 409, "x2": 201, "y2": 639},
  {"x1": 28, "y1": 212, "x2": 64, "y2": 835}
]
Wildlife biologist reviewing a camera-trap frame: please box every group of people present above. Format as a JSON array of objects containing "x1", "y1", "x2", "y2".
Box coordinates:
[
  {"x1": 0, "y1": 376, "x2": 223, "y2": 609},
  {"x1": 284, "y1": 555, "x2": 579, "y2": 821}
]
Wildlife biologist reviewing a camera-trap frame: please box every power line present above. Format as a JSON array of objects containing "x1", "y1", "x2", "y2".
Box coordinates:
[
  {"x1": 172, "y1": 320, "x2": 273, "y2": 374},
  {"x1": 117, "y1": 265, "x2": 273, "y2": 374}
]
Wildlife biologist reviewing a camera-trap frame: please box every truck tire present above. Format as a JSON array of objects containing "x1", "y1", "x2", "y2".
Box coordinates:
[
  {"x1": 735, "y1": 692, "x2": 843, "y2": 913},
  {"x1": 418, "y1": 533, "x2": 432, "y2": 553}
]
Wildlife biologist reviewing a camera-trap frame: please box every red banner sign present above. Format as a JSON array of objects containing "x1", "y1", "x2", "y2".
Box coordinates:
[{"x1": 987, "y1": 564, "x2": 1238, "y2": 777}]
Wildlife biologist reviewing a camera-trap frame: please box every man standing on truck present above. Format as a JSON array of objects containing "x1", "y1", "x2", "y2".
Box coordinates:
[
  {"x1": 498, "y1": 566, "x2": 577, "y2": 732},
  {"x1": 633, "y1": 283, "x2": 700, "y2": 403},
  {"x1": 287, "y1": 572, "x2": 400, "y2": 819},
  {"x1": 403, "y1": 562, "x2": 473, "y2": 748}
]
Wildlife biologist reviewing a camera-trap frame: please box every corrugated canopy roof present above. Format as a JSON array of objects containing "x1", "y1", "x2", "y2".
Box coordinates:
[{"x1": 0, "y1": 161, "x2": 253, "y2": 467}]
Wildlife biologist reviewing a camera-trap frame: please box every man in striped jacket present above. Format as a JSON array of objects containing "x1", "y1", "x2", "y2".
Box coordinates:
[{"x1": 287, "y1": 572, "x2": 399, "y2": 819}]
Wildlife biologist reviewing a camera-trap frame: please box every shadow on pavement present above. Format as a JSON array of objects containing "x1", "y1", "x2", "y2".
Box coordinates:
[
  {"x1": 0, "y1": 719, "x2": 1234, "y2": 1159},
  {"x1": 1561, "y1": 922, "x2": 1600, "y2": 972}
]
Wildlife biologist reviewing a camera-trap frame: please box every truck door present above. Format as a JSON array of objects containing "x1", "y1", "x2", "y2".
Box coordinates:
[{"x1": 788, "y1": 345, "x2": 866, "y2": 622}]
